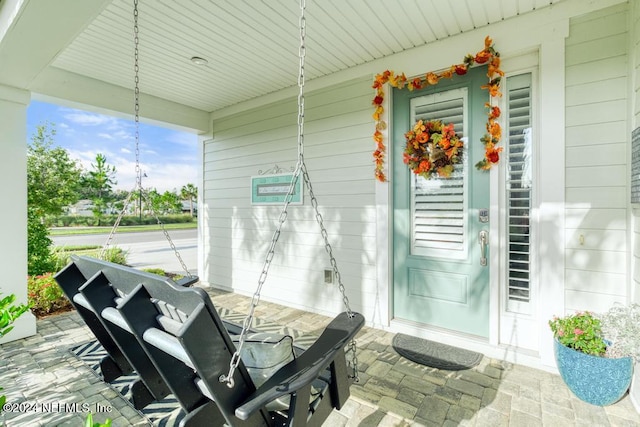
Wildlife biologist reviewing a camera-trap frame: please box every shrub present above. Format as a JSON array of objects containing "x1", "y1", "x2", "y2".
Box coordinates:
[
  {"x1": 100, "y1": 248, "x2": 127, "y2": 265},
  {"x1": 85, "y1": 413, "x2": 112, "y2": 427},
  {"x1": 0, "y1": 293, "x2": 30, "y2": 338},
  {"x1": 27, "y1": 274, "x2": 72, "y2": 317},
  {"x1": 600, "y1": 303, "x2": 640, "y2": 362},
  {"x1": 52, "y1": 247, "x2": 72, "y2": 272},
  {"x1": 0, "y1": 292, "x2": 29, "y2": 415},
  {"x1": 53, "y1": 246, "x2": 127, "y2": 271},
  {"x1": 142, "y1": 268, "x2": 166, "y2": 276},
  {"x1": 28, "y1": 209, "x2": 56, "y2": 275},
  {"x1": 47, "y1": 214, "x2": 195, "y2": 227}
]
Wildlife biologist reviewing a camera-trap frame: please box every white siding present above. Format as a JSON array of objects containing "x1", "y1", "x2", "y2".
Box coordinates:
[
  {"x1": 564, "y1": 3, "x2": 629, "y2": 313},
  {"x1": 633, "y1": 0, "x2": 640, "y2": 307},
  {"x1": 630, "y1": 0, "x2": 640, "y2": 410},
  {"x1": 203, "y1": 77, "x2": 377, "y2": 316}
]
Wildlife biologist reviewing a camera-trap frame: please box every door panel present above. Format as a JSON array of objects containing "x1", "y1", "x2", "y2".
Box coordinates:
[{"x1": 393, "y1": 66, "x2": 490, "y2": 338}]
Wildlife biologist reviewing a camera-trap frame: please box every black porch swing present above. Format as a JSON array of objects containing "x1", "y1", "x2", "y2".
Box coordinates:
[{"x1": 54, "y1": 0, "x2": 364, "y2": 425}]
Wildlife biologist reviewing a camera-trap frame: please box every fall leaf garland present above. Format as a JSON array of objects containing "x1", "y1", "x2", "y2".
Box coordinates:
[{"x1": 372, "y1": 36, "x2": 504, "y2": 182}]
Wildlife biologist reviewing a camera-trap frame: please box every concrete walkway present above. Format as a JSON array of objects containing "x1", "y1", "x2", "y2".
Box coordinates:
[{"x1": 1, "y1": 288, "x2": 638, "y2": 426}]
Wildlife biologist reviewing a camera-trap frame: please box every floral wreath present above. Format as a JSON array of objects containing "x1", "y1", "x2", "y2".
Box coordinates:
[
  {"x1": 372, "y1": 36, "x2": 504, "y2": 182},
  {"x1": 403, "y1": 119, "x2": 463, "y2": 179}
]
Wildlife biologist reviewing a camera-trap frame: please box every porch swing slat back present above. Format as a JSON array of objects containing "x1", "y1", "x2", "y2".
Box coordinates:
[{"x1": 56, "y1": 255, "x2": 364, "y2": 426}]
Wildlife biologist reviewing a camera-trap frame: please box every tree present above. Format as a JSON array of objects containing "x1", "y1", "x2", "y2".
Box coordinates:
[
  {"x1": 146, "y1": 189, "x2": 182, "y2": 215},
  {"x1": 27, "y1": 123, "x2": 83, "y2": 218},
  {"x1": 160, "y1": 190, "x2": 182, "y2": 214},
  {"x1": 81, "y1": 153, "x2": 117, "y2": 222},
  {"x1": 180, "y1": 183, "x2": 197, "y2": 216}
]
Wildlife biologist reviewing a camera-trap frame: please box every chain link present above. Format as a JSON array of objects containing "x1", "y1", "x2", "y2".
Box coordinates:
[
  {"x1": 100, "y1": 189, "x2": 135, "y2": 259},
  {"x1": 221, "y1": 0, "x2": 358, "y2": 387},
  {"x1": 103, "y1": 0, "x2": 194, "y2": 279}
]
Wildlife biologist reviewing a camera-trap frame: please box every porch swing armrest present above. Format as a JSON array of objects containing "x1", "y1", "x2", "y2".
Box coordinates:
[
  {"x1": 174, "y1": 275, "x2": 199, "y2": 287},
  {"x1": 235, "y1": 312, "x2": 364, "y2": 420}
]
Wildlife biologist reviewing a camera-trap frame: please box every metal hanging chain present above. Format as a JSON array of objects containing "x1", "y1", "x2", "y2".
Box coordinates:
[
  {"x1": 103, "y1": 0, "x2": 194, "y2": 279},
  {"x1": 220, "y1": 0, "x2": 357, "y2": 387},
  {"x1": 299, "y1": 162, "x2": 359, "y2": 381},
  {"x1": 100, "y1": 189, "x2": 135, "y2": 259}
]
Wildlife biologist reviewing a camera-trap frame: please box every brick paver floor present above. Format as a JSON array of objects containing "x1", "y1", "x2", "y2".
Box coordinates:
[{"x1": 1, "y1": 287, "x2": 638, "y2": 426}]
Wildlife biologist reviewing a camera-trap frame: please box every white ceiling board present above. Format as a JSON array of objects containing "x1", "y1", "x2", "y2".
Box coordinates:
[{"x1": 0, "y1": 0, "x2": 585, "y2": 118}]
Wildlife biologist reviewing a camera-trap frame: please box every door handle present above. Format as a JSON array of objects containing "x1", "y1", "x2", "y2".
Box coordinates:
[{"x1": 478, "y1": 230, "x2": 488, "y2": 266}]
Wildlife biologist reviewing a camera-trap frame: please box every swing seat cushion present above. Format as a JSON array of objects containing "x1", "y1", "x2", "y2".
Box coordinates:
[
  {"x1": 231, "y1": 333, "x2": 295, "y2": 387},
  {"x1": 231, "y1": 332, "x2": 296, "y2": 411}
]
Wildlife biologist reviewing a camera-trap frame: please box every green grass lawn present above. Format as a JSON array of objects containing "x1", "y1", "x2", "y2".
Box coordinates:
[{"x1": 49, "y1": 222, "x2": 197, "y2": 236}]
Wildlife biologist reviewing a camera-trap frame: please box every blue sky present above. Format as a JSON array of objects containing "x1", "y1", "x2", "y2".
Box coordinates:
[{"x1": 27, "y1": 100, "x2": 198, "y2": 193}]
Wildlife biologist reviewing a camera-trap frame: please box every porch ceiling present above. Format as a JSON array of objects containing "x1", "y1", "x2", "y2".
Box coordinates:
[{"x1": 1, "y1": 0, "x2": 566, "y2": 124}]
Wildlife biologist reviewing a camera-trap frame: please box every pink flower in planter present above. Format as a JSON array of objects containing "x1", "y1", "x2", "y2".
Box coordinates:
[{"x1": 574, "y1": 328, "x2": 584, "y2": 335}]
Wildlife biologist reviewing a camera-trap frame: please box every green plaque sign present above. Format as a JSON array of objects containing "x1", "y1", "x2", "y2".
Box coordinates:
[{"x1": 251, "y1": 173, "x2": 302, "y2": 205}]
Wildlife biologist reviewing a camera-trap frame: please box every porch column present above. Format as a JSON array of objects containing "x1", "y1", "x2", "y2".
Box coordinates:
[{"x1": 0, "y1": 84, "x2": 36, "y2": 343}]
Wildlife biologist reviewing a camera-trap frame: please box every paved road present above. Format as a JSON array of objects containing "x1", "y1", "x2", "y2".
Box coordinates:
[{"x1": 52, "y1": 229, "x2": 198, "y2": 276}]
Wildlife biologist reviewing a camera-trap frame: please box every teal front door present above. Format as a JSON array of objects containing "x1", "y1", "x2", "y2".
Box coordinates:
[{"x1": 392, "y1": 66, "x2": 490, "y2": 338}]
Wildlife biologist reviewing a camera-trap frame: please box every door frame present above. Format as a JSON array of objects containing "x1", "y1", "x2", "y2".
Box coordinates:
[
  {"x1": 374, "y1": 52, "x2": 550, "y2": 362},
  {"x1": 371, "y1": 27, "x2": 566, "y2": 370}
]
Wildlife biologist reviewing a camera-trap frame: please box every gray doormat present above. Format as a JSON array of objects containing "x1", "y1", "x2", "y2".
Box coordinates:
[{"x1": 392, "y1": 333, "x2": 483, "y2": 371}]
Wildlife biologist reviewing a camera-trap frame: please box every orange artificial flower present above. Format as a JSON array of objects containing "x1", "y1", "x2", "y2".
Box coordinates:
[
  {"x1": 488, "y1": 55, "x2": 504, "y2": 77},
  {"x1": 373, "y1": 70, "x2": 390, "y2": 88},
  {"x1": 481, "y1": 81, "x2": 502, "y2": 97},
  {"x1": 388, "y1": 72, "x2": 407, "y2": 88},
  {"x1": 475, "y1": 50, "x2": 491, "y2": 64},
  {"x1": 486, "y1": 146, "x2": 503, "y2": 163},
  {"x1": 485, "y1": 103, "x2": 501, "y2": 119},
  {"x1": 372, "y1": 106, "x2": 383, "y2": 121},
  {"x1": 426, "y1": 72, "x2": 439, "y2": 85},
  {"x1": 407, "y1": 77, "x2": 423, "y2": 91},
  {"x1": 373, "y1": 130, "x2": 383, "y2": 143},
  {"x1": 445, "y1": 145, "x2": 461, "y2": 159},
  {"x1": 442, "y1": 123, "x2": 455, "y2": 138},
  {"x1": 487, "y1": 122, "x2": 501, "y2": 140},
  {"x1": 454, "y1": 64, "x2": 468, "y2": 75},
  {"x1": 417, "y1": 160, "x2": 431, "y2": 174},
  {"x1": 439, "y1": 69, "x2": 454, "y2": 79}
]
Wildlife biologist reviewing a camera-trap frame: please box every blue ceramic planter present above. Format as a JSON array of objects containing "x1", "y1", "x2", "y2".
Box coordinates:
[{"x1": 554, "y1": 339, "x2": 633, "y2": 406}]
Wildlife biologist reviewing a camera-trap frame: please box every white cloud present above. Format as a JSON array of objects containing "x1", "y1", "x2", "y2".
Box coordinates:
[
  {"x1": 64, "y1": 112, "x2": 116, "y2": 126},
  {"x1": 67, "y1": 151, "x2": 196, "y2": 193},
  {"x1": 112, "y1": 130, "x2": 134, "y2": 141},
  {"x1": 117, "y1": 160, "x2": 197, "y2": 193},
  {"x1": 41, "y1": 103, "x2": 196, "y2": 194},
  {"x1": 166, "y1": 131, "x2": 197, "y2": 147}
]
